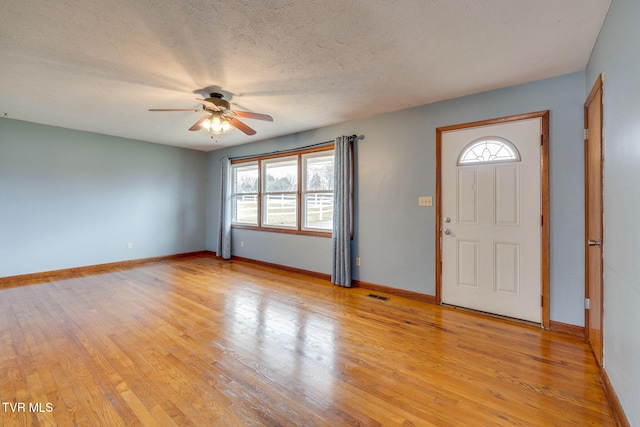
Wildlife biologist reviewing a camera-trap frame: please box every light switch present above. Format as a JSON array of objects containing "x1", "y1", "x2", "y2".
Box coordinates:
[{"x1": 418, "y1": 196, "x2": 433, "y2": 207}]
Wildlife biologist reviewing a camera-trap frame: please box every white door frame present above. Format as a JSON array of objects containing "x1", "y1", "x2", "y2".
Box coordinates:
[{"x1": 435, "y1": 111, "x2": 550, "y2": 328}]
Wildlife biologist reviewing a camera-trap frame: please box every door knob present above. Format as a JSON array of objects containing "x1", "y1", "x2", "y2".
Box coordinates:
[
  {"x1": 444, "y1": 229, "x2": 452, "y2": 235},
  {"x1": 444, "y1": 217, "x2": 451, "y2": 223},
  {"x1": 588, "y1": 239, "x2": 601, "y2": 246}
]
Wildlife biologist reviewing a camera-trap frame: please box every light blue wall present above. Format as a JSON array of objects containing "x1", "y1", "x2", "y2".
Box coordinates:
[
  {"x1": 207, "y1": 71, "x2": 586, "y2": 326},
  {"x1": 0, "y1": 119, "x2": 208, "y2": 277},
  {"x1": 586, "y1": 0, "x2": 640, "y2": 424}
]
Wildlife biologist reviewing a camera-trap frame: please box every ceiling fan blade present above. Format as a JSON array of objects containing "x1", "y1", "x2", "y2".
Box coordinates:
[
  {"x1": 196, "y1": 98, "x2": 221, "y2": 111},
  {"x1": 149, "y1": 109, "x2": 202, "y2": 112},
  {"x1": 189, "y1": 115, "x2": 209, "y2": 131},
  {"x1": 226, "y1": 116, "x2": 256, "y2": 135},
  {"x1": 233, "y1": 111, "x2": 273, "y2": 122}
]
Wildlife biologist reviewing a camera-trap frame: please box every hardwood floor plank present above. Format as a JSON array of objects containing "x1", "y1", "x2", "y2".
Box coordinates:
[{"x1": 0, "y1": 255, "x2": 616, "y2": 426}]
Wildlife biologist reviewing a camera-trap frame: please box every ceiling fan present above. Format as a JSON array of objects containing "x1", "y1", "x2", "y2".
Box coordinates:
[{"x1": 149, "y1": 93, "x2": 273, "y2": 136}]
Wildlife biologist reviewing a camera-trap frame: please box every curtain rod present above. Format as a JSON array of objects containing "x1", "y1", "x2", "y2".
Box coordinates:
[{"x1": 229, "y1": 134, "x2": 363, "y2": 161}]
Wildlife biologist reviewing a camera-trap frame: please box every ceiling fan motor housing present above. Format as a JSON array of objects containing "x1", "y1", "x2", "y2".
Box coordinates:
[{"x1": 205, "y1": 93, "x2": 230, "y2": 111}]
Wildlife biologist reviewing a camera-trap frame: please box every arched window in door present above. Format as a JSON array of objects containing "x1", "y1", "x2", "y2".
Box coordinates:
[{"x1": 457, "y1": 137, "x2": 521, "y2": 165}]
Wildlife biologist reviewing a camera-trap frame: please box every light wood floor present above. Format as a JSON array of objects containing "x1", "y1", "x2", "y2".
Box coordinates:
[{"x1": 0, "y1": 255, "x2": 615, "y2": 426}]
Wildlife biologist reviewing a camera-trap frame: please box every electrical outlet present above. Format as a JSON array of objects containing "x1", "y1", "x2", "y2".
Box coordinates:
[
  {"x1": 127, "y1": 242, "x2": 133, "y2": 249},
  {"x1": 356, "y1": 257, "x2": 361, "y2": 266},
  {"x1": 240, "y1": 241, "x2": 244, "y2": 248}
]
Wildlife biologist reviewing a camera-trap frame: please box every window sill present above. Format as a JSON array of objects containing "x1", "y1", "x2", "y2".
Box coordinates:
[{"x1": 231, "y1": 224, "x2": 332, "y2": 238}]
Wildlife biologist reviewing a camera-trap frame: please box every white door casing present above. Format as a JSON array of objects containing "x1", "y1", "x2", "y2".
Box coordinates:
[{"x1": 441, "y1": 118, "x2": 542, "y2": 323}]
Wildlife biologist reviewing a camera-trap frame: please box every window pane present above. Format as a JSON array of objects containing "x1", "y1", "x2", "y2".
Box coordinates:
[
  {"x1": 304, "y1": 153, "x2": 334, "y2": 191},
  {"x1": 264, "y1": 157, "x2": 298, "y2": 192},
  {"x1": 233, "y1": 162, "x2": 258, "y2": 193},
  {"x1": 304, "y1": 193, "x2": 333, "y2": 229},
  {"x1": 232, "y1": 194, "x2": 258, "y2": 224},
  {"x1": 263, "y1": 194, "x2": 297, "y2": 227},
  {"x1": 458, "y1": 138, "x2": 520, "y2": 165}
]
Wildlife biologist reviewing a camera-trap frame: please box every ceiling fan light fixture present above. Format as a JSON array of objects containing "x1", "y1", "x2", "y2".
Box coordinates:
[{"x1": 202, "y1": 112, "x2": 232, "y2": 134}]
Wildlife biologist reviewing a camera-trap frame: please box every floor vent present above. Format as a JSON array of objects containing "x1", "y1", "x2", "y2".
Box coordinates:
[{"x1": 367, "y1": 293, "x2": 390, "y2": 301}]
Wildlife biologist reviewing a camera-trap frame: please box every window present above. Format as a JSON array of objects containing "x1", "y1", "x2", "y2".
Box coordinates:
[
  {"x1": 262, "y1": 156, "x2": 298, "y2": 228},
  {"x1": 458, "y1": 137, "x2": 520, "y2": 165},
  {"x1": 303, "y1": 152, "x2": 334, "y2": 230},
  {"x1": 231, "y1": 146, "x2": 335, "y2": 236},
  {"x1": 231, "y1": 161, "x2": 259, "y2": 225}
]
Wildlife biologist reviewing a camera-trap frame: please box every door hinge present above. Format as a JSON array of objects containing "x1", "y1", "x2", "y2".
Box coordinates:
[
  {"x1": 540, "y1": 134, "x2": 544, "y2": 145},
  {"x1": 541, "y1": 295, "x2": 544, "y2": 307},
  {"x1": 541, "y1": 215, "x2": 544, "y2": 226},
  {"x1": 585, "y1": 298, "x2": 591, "y2": 310},
  {"x1": 584, "y1": 129, "x2": 589, "y2": 140}
]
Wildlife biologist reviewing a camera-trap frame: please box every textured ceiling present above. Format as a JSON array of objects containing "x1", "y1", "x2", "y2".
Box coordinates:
[{"x1": 0, "y1": 0, "x2": 611, "y2": 151}]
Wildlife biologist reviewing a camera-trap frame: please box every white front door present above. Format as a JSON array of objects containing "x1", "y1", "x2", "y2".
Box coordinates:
[{"x1": 441, "y1": 118, "x2": 542, "y2": 323}]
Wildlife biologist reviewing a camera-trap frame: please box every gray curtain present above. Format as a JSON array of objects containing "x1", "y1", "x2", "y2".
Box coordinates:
[
  {"x1": 216, "y1": 157, "x2": 232, "y2": 259},
  {"x1": 331, "y1": 136, "x2": 353, "y2": 287}
]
